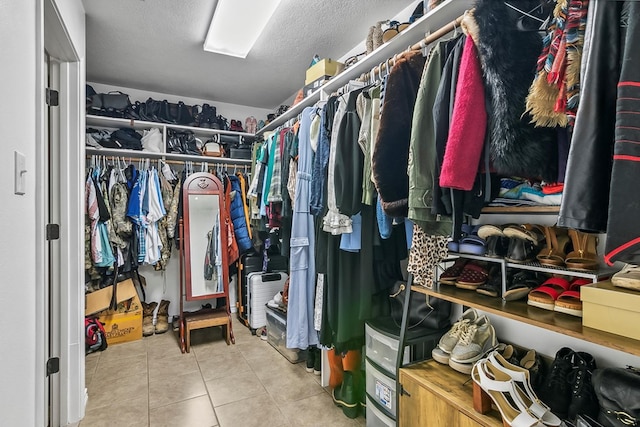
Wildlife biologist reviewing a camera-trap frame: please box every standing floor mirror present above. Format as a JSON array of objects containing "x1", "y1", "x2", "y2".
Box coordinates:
[{"x1": 179, "y1": 172, "x2": 234, "y2": 353}]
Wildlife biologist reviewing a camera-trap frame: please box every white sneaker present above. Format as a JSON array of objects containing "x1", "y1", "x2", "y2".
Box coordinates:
[
  {"x1": 437, "y1": 308, "x2": 478, "y2": 354},
  {"x1": 449, "y1": 316, "x2": 497, "y2": 365}
]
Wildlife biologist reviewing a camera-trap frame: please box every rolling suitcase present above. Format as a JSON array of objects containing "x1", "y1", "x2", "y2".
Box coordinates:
[
  {"x1": 246, "y1": 271, "x2": 288, "y2": 330},
  {"x1": 237, "y1": 252, "x2": 289, "y2": 328}
]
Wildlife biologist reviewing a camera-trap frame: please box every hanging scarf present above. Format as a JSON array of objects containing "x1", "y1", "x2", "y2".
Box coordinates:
[{"x1": 525, "y1": 0, "x2": 589, "y2": 128}]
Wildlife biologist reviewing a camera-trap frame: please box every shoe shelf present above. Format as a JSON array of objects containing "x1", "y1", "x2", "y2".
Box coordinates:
[
  {"x1": 480, "y1": 205, "x2": 560, "y2": 214},
  {"x1": 447, "y1": 252, "x2": 618, "y2": 281},
  {"x1": 411, "y1": 284, "x2": 640, "y2": 357}
]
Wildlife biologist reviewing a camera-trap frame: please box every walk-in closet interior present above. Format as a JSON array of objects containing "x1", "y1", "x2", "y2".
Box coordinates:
[{"x1": 7, "y1": 0, "x2": 640, "y2": 426}]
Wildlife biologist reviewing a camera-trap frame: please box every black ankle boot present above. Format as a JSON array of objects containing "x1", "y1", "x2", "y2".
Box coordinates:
[
  {"x1": 306, "y1": 346, "x2": 316, "y2": 373},
  {"x1": 540, "y1": 347, "x2": 575, "y2": 419},
  {"x1": 568, "y1": 352, "x2": 599, "y2": 422}
]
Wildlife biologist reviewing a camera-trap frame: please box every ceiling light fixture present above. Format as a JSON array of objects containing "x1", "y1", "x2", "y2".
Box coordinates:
[{"x1": 204, "y1": 0, "x2": 283, "y2": 59}]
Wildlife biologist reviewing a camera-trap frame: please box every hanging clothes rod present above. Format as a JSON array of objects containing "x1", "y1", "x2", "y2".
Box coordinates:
[{"x1": 360, "y1": 14, "x2": 465, "y2": 82}]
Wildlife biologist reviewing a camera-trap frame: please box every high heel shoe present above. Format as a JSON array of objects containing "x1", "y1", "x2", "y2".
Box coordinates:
[
  {"x1": 487, "y1": 352, "x2": 561, "y2": 426},
  {"x1": 472, "y1": 359, "x2": 545, "y2": 427}
]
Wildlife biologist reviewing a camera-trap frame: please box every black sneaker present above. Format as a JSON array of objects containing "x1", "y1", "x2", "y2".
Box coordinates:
[
  {"x1": 540, "y1": 347, "x2": 575, "y2": 419},
  {"x1": 306, "y1": 346, "x2": 316, "y2": 373},
  {"x1": 568, "y1": 352, "x2": 599, "y2": 422}
]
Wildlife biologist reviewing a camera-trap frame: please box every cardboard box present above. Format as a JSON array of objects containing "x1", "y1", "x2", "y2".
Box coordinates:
[
  {"x1": 305, "y1": 59, "x2": 344, "y2": 85},
  {"x1": 85, "y1": 279, "x2": 143, "y2": 345},
  {"x1": 582, "y1": 280, "x2": 640, "y2": 340}
]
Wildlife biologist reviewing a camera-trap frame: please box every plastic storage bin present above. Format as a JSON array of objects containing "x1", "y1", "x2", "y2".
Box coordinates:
[
  {"x1": 366, "y1": 359, "x2": 398, "y2": 417},
  {"x1": 366, "y1": 396, "x2": 395, "y2": 427},
  {"x1": 365, "y1": 317, "x2": 445, "y2": 375},
  {"x1": 265, "y1": 305, "x2": 306, "y2": 364}
]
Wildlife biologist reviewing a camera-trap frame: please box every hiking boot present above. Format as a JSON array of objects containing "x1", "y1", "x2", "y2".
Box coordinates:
[
  {"x1": 449, "y1": 316, "x2": 496, "y2": 364},
  {"x1": 154, "y1": 300, "x2": 170, "y2": 334},
  {"x1": 306, "y1": 346, "x2": 316, "y2": 373},
  {"x1": 568, "y1": 352, "x2": 599, "y2": 421},
  {"x1": 437, "y1": 308, "x2": 479, "y2": 354},
  {"x1": 142, "y1": 301, "x2": 157, "y2": 337},
  {"x1": 540, "y1": 347, "x2": 575, "y2": 419}
]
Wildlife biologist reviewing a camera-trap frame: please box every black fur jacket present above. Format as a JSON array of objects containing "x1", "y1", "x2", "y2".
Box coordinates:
[{"x1": 472, "y1": 0, "x2": 557, "y2": 181}]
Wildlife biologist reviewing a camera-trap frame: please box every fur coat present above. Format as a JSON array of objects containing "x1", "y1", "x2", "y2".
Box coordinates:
[
  {"x1": 471, "y1": 1, "x2": 558, "y2": 181},
  {"x1": 372, "y1": 50, "x2": 425, "y2": 217}
]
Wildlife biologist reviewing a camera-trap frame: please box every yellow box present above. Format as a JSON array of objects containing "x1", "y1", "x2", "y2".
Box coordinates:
[
  {"x1": 85, "y1": 279, "x2": 143, "y2": 345},
  {"x1": 305, "y1": 59, "x2": 344, "y2": 85},
  {"x1": 581, "y1": 280, "x2": 640, "y2": 340}
]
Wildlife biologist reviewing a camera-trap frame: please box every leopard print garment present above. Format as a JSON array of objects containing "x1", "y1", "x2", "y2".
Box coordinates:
[{"x1": 407, "y1": 224, "x2": 449, "y2": 288}]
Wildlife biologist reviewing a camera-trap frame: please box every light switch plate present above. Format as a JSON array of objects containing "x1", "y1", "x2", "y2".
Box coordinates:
[{"x1": 14, "y1": 150, "x2": 26, "y2": 195}]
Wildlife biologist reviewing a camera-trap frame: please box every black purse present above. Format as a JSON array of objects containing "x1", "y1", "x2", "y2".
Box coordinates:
[
  {"x1": 89, "y1": 91, "x2": 131, "y2": 118},
  {"x1": 592, "y1": 367, "x2": 640, "y2": 427},
  {"x1": 389, "y1": 280, "x2": 451, "y2": 330}
]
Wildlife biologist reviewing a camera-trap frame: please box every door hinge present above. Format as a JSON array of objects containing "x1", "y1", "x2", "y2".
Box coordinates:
[
  {"x1": 46, "y1": 224, "x2": 60, "y2": 241},
  {"x1": 46, "y1": 88, "x2": 59, "y2": 107},
  {"x1": 399, "y1": 383, "x2": 411, "y2": 397},
  {"x1": 46, "y1": 357, "x2": 60, "y2": 376}
]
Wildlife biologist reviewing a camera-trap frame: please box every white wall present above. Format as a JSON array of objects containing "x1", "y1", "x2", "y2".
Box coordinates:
[
  {"x1": 0, "y1": 0, "x2": 85, "y2": 425},
  {"x1": 88, "y1": 82, "x2": 272, "y2": 125},
  {"x1": 0, "y1": 1, "x2": 39, "y2": 425}
]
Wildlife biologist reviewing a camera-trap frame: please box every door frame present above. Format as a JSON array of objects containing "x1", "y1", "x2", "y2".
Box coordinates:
[{"x1": 37, "y1": 0, "x2": 85, "y2": 425}]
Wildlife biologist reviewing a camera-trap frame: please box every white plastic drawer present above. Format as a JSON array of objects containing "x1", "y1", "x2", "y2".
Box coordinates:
[
  {"x1": 366, "y1": 359, "x2": 398, "y2": 418},
  {"x1": 365, "y1": 323, "x2": 409, "y2": 374},
  {"x1": 366, "y1": 396, "x2": 396, "y2": 427}
]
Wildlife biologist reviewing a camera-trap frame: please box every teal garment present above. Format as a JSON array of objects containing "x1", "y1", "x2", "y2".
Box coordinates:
[
  {"x1": 262, "y1": 133, "x2": 277, "y2": 207},
  {"x1": 407, "y1": 42, "x2": 452, "y2": 236}
]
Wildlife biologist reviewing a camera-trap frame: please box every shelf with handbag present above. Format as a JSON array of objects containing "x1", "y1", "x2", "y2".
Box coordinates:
[{"x1": 86, "y1": 114, "x2": 253, "y2": 164}]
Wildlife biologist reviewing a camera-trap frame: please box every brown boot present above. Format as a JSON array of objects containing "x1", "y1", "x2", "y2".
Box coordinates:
[
  {"x1": 155, "y1": 300, "x2": 170, "y2": 334},
  {"x1": 142, "y1": 301, "x2": 157, "y2": 337}
]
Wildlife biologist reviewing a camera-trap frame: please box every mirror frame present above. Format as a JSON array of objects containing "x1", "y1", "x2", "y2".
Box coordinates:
[{"x1": 182, "y1": 172, "x2": 229, "y2": 300}]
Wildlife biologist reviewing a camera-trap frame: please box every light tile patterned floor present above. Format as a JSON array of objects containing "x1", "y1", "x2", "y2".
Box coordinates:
[{"x1": 82, "y1": 318, "x2": 366, "y2": 427}]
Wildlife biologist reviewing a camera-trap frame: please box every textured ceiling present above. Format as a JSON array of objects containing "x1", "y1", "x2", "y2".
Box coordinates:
[{"x1": 83, "y1": 0, "x2": 412, "y2": 109}]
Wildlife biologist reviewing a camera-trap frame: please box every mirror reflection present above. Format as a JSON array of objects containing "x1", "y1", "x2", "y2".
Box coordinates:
[{"x1": 188, "y1": 194, "x2": 223, "y2": 297}]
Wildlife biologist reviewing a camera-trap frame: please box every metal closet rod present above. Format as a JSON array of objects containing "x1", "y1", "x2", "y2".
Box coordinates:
[{"x1": 360, "y1": 14, "x2": 465, "y2": 82}]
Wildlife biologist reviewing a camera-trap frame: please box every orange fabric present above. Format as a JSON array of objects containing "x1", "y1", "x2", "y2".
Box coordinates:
[
  {"x1": 328, "y1": 349, "x2": 344, "y2": 389},
  {"x1": 342, "y1": 349, "x2": 362, "y2": 372}
]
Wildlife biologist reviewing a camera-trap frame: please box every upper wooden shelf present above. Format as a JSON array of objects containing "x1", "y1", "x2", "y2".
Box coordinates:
[
  {"x1": 481, "y1": 205, "x2": 560, "y2": 214},
  {"x1": 412, "y1": 285, "x2": 640, "y2": 357}
]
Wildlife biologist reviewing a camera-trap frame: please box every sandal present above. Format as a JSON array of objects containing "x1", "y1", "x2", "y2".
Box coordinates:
[
  {"x1": 527, "y1": 277, "x2": 571, "y2": 311},
  {"x1": 459, "y1": 235, "x2": 487, "y2": 256},
  {"x1": 472, "y1": 359, "x2": 546, "y2": 427},
  {"x1": 455, "y1": 262, "x2": 489, "y2": 290},
  {"x1": 476, "y1": 265, "x2": 502, "y2": 298},
  {"x1": 612, "y1": 264, "x2": 640, "y2": 291},
  {"x1": 565, "y1": 230, "x2": 599, "y2": 271},
  {"x1": 439, "y1": 258, "x2": 468, "y2": 285},
  {"x1": 503, "y1": 224, "x2": 545, "y2": 245},
  {"x1": 554, "y1": 278, "x2": 591, "y2": 317},
  {"x1": 503, "y1": 271, "x2": 545, "y2": 302},
  {"x1": 536, "y1": 226, "x2": 570, "y2": 267}
]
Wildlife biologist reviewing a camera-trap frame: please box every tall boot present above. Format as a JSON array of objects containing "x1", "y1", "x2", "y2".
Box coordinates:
[
  {"x1": 342, "y1": 350, "x2": 363, "y2": 418},
  {"x1": 328, "y1": 349, "x2": 344, "y2": 390},
  {"x1": 155, "y1": 300, "x2": 170, "y2": 334},
  {"x1": 142, "y1": 301, "x2": 157, "y2": 337}
]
